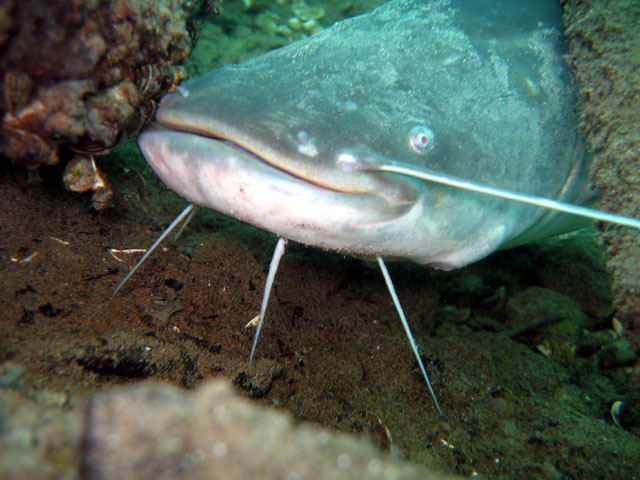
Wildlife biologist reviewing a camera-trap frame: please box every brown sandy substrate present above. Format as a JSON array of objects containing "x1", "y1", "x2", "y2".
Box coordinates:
[{"x1": 1, "y1": 140, "x2": 639, "y2": 478}]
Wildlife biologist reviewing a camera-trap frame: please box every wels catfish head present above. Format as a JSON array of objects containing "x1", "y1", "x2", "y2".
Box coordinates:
[{"x1": 139, "y1": 0, "x2": 587, "y2": 270}]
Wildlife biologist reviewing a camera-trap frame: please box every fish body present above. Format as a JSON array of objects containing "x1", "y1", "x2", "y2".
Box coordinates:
[{"x1": 139, "y1": 0, "x2": 588, "y2": 270}]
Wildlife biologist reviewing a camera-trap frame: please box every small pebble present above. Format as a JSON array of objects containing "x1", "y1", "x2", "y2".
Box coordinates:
[
  {"x1": 34, "y1": 389, "x2": 69, "y2": 407},
  {"x1": 0, "y1": 361, "x2": 26, "y2": 388},
  {"x1": 600, "y1": 338, "x2": 637, "y2": 368}
]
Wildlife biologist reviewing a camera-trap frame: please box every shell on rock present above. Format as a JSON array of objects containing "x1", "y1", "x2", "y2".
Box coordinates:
[{"x1": 2, "y1": 71, "x2": 33, "y2": 116}]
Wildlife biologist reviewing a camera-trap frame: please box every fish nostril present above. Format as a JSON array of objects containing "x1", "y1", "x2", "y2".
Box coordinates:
[
  {"x1": 294, "y1": 129, "x2": 318, "y2": 157},
  {"x1": 335, "y1": 150, "x2": 362, "y2": 171}
]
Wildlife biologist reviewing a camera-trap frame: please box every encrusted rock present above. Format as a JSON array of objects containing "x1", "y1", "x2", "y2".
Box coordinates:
[{"x1": 0, "y1": 0, "x2": 195, "y2": 176}]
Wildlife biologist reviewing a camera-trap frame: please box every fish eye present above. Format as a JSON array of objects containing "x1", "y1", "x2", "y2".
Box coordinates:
[{"x1": 408, "y1": 125, "x2": 434, "y2": 154}]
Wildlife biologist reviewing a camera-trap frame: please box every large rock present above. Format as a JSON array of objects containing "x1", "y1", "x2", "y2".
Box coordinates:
[{"x1": 79, "y1": 380, "x2": 452, "y2": 480}]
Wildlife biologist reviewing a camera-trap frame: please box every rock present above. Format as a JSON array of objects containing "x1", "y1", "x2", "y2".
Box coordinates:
[
  {"x1": 79, "y1": 380, "x2": 455, "y2": 480},
  {"x1": 505, "y1": 286, "x2": 591, "y2": 332},
  {"x1": 504, "y1": 287, "x2": 596, "y2": 365},
  {"x1": 233, "y1": 357, "x2": 282, "y2": 398},
  {"x1": 562, "y1": 0, "x2": 640, "y2": 353},
  {"x1": 533, "y1": 232, "x2": 614, "y2": 319},
  {"x1": 0, "y1": 0, "x2": 193, "y2": 172},
  {"x1": 0, "y1": 388, "x2": 78, "y2": 480},
  {"x1": 0, "y1": 361, "x2": 26, "y2": 388},
  {"x1": 600, "y1": 337, "x2": 637, "y2": 368}
]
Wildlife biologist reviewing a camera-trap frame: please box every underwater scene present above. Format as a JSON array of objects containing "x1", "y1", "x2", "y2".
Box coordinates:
[{"x1": 0, "y1": 0, "x2": 639, "y2": 478}]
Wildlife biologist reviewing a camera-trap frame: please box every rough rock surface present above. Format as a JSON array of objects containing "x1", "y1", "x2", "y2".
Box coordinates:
[
  {"x1": 0, "y1": 0, "x2": 193, "y2": 169},
  {"x1": 0, "y1": 376, "x2": 455, "y2": 480},
  {"x1": 79, "y1": 380, "x2": 452, "y2": 480},
  {"x1": 562, "y1": 0, "x2": 640, "y2": 366}
]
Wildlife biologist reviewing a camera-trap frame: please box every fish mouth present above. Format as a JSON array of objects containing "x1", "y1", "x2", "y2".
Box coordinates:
[
  {"x1": 137, "y1": 125, "x2": 420, "y2": 250},
  {"x1": 150, "y1": 122, "x2": 350, "y2": 195}
]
